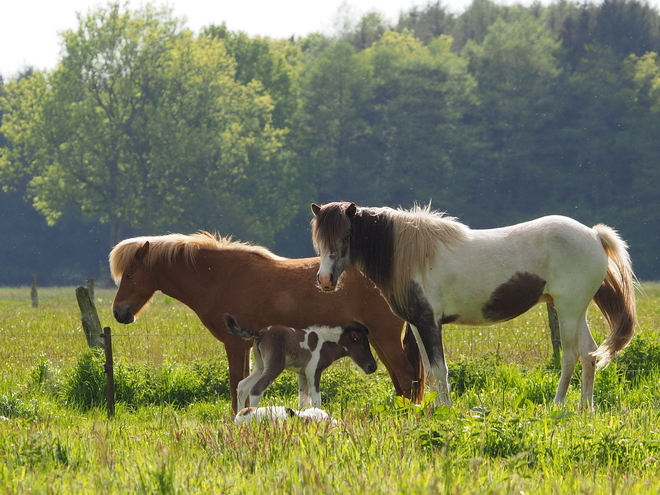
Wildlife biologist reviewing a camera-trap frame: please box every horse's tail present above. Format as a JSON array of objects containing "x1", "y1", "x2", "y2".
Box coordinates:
[
  {"x1": 403, "y1": 322, "x2": 426, "y2": 403},
  {"x1": 591, "y1": 224, "x2": 637, "y2": 369},
  {"x1": 224, "y1": 314, "x2": 261, "y2": 341}
]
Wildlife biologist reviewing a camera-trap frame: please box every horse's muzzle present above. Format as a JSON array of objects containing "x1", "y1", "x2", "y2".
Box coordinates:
[
  {"x1": 317, "y1": 271, "x2": 336, "y2": 291},
  {"x1": 364, "y1": 363, "x2": 377, "y2": 374},
  {"x1": 113, "y1": 306, "x2": 136, "y2": 324}
]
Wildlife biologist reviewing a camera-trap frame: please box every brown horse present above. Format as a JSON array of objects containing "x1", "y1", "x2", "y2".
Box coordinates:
[{"x1": 109, "y1": 232, "x2": 424, "y2": 412}]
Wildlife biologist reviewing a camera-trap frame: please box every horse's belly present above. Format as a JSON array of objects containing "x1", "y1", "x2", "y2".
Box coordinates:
[{"x1": 438, "y1": 273, "x2": 551, "y2": 326}]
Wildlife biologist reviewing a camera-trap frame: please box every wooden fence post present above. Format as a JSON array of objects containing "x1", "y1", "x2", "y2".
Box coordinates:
[
  {"x1": 547, "y1": 302, "x2": 561, "y2": 359},
  {"x1": 31, "y1": 275, "x2": 38, "y2": 308},
  {"x1": 101, "y1": 327, "x2": 115, "y2": 418},
  {"x1": 86, "y1": 278, "x2": 95, "y2": 302},
  {"x1": 75, "y1": 286, "x2": 104, "y2": 349}
]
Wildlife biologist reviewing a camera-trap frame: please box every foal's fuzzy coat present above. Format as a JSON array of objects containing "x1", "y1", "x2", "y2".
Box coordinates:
[{"x1": 225, "y1": 314, "x2": 377, "y2": 409}]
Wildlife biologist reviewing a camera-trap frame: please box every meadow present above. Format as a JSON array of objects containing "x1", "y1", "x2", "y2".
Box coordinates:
[{"x1": 1, "y1": 284, "x2": 660, "y2": 493}]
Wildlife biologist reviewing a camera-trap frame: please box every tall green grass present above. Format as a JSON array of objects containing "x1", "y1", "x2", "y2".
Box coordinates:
[{"x1": 1, "y1": 285, "x2": 660, "y2": 493}]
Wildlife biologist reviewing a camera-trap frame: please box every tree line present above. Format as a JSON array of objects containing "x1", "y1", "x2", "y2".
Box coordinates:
[{"x1": 1, "y1": 0, "x2": 660, "y2": 285}]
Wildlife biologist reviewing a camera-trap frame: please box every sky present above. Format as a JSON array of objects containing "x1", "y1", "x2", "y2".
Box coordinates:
[{"x1": 0, "y1": 0, "x2": 482, "y2": 79}]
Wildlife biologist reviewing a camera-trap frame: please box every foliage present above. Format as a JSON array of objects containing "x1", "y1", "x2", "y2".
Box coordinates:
[
  {"x1": 3, "y1": 0, "x2": 660, "y2": 283},
  {"x1": 0, "y1": 3, "x2": 299, "y2": 248}
]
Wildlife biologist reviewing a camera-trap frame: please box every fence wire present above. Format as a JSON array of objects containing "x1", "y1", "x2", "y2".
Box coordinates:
[{"x1": 1, "y1": 285, "x2": 658, "y2": 378}]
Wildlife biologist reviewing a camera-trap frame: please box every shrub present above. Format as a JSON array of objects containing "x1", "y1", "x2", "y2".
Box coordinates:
[
  {"x1": 616, "y1": 338, "x2": 660, "y2": 385},
  {"x1": 58, "y1": 350, "x2": 107, "y2": 411}
]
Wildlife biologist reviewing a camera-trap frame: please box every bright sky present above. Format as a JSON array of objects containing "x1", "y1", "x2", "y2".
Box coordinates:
[{"x1": 0, "y1": 0, "x2": 481, "y2": 79}]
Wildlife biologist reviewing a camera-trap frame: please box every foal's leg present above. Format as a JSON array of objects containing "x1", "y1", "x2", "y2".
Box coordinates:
[
  {"x1": 238, "y1": 353, "x2": 265, "y2": 409},
  {"x1": 309, "y1": 367, "x2": 323, "y2": 408},
  {"x1": 577, "y1": 311, "x2": 598, "y2": 410},
  {"x1": 248, "y1": 353, "x2": 286, "y2": 407},
  {"x1": 297, "y1": 372, "x2": 311, "y2": 409}
]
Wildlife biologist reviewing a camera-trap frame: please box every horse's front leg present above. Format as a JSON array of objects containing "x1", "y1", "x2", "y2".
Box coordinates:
[
  {"x1": 409, "y1": 322, "x2": 450, "y2": 407},
  {"x1": 396, "y1": 282, "x2": 451, "y2": 407}
]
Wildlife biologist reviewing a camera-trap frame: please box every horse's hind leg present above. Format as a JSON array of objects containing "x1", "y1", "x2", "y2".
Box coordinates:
[
  {"x1": 554, "y1": 304, "x2": 597, "y2": 405},
  {"x1": 554, "y1": 311, "x2": 579, "y2": 405},
  {"x1": 368, "y1": 325, "x2": 421, "y2": 402},
  {"x1": 578, "y1": 312, "x2": 598, "y2": 411},
  {"x1": 226, "y1": 339, "x2": 251, "y2": 413}
]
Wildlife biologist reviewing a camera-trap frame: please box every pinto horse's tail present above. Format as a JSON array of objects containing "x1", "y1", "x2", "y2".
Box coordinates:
[
  {"x1": 224, "y1": 314, "x2": 261, "y2": 341},
  {"x1": 591, "y1": 225, "x2": 638, "y2": 369},
  {"x1": 403, "y1": 323, "x2": 426, "y2": 403}
]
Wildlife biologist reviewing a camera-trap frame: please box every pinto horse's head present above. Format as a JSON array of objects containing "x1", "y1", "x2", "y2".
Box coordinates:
[
  {"x1": 311, "y1": 202, "x2": 356, "y2": 291},
  {"x1": 110, "y1": 241, "x2": 157, "y2": 324}
]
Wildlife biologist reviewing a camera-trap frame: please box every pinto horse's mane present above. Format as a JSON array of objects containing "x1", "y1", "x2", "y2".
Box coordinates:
[
  {"x1": 312, "y1": 202, "x2": 469, "y2": 308},
  {"x1": 109, "y1": 231, "x2": 283, "y2": 284}
]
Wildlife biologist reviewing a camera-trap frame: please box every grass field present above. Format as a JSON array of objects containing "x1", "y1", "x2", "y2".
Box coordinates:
[{"x1": 1, "y1": 284, "x2": 660, "y2": 493}]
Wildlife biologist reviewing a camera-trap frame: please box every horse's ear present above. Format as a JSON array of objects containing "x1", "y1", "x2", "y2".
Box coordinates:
[
  {"x1": 346, "y1": 203, "x2": 357, "y2": 218},
  {"x1": 135, "y1": 241, "x2": 150, "y2": 262},
  {"x1": 311, "y1": 203, "x2": 321, "y2": 216}
]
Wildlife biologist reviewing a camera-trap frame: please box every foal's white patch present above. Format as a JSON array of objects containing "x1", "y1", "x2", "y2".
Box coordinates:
[
  {"x1": 234, "y1": 406, "x2": 337, "y2": 425},
  {"x1": 299, "y1": 325, "x2": 343, "y2": 400},
  {"x1": 234, "y1": 406, "x2": 296, "y2": 424}
]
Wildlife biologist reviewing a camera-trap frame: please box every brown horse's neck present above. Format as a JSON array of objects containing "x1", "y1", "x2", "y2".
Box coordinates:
[{"x1": 150, "y1": 250, "x2": 232, "y2": 313}]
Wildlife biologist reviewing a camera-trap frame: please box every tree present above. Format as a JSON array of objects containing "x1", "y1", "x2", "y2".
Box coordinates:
[
  {"x1": 0, "y1": 3, "x2": 298, "y2": 248},
  {"x1": 298, "y1": 40, "x2": 374, "y2": 203},
  {"x1": 203, "y1": 26, "x2": 303, "y2": 130},
  {"x1": 396, "y1": 1, "x2": 455, "y2": 44},
  {"x1": 359, "y1": 30, "x2": 478, "y2": 207},
  {"x1": 463, "y1": 15, "x2": 564, "y2": 220}
]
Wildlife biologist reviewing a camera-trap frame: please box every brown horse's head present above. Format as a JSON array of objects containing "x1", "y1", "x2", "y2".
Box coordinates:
[{"x1": 111, "y1": 241, "x2": 157, "y2": 324}]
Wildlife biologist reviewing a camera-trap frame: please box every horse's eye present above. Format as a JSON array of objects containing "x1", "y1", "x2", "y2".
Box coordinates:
[{"x1": 125, "y1": 272, "x2": 133, "y2": 280}]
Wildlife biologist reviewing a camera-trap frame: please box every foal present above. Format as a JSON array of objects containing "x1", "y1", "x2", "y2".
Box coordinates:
[{"x1": 224, "y1": 314, "x2": 377, "y2": 409}]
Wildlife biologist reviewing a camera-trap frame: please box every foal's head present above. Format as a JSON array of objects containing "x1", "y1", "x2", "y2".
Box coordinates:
[
  {"x1": 339, "y1": 324, "x2": 377, "y2": 375},
  {"x1": 111, "y1": 241, "x2": 158, "y2": 324}
]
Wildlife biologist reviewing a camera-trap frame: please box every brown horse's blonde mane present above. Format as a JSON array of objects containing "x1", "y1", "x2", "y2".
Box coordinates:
[
  {"x1": 109, "y1": 231, "x2": 283, "y2": 284},
  {"x1": 387, "y1": 204, "x2": 470, "y2": 309}
]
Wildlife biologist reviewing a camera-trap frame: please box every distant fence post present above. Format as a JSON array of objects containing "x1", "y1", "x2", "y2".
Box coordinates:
[
  {"x1": 31, "y1": 275, "x2": 38, "y2": 308},
  {"x1": 75, "y1": 286, "x2": 104, "y2": 349},
  {"x1": 101, "y1": 327, "x2": 115, "y2": 418},
  {"x1": 547, "y1": 303, "x2": 561, "y2": 359},
  {"x1": 86, "y1": 278, "x2": 95, "y2": 302}
]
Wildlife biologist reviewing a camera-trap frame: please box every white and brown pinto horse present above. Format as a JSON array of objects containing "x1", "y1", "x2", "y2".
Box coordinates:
[{"x1": 311, "y1": 202, "x2": 637, "y2": 409}]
